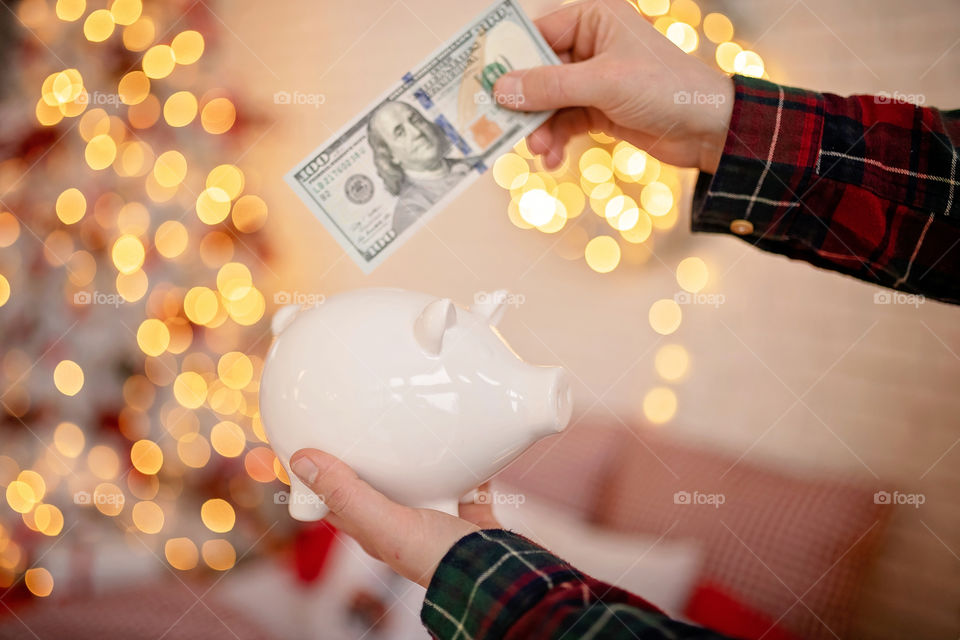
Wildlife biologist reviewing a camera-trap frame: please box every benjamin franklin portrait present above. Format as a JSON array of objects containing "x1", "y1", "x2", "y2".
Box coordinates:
[{"x1": 366, "y1": 101, "x2": 472, "y2": 235}]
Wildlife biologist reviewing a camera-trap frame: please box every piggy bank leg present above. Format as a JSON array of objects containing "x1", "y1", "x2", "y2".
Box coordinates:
[
  {"x1": 418, "y1": 498, "x2": 459, "y2": 516},
  {"x1": 288, "y1": 473, "x2": 330, "y2": 521}
]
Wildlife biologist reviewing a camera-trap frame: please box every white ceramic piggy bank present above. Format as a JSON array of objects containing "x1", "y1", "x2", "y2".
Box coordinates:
[{"x1": 260, "y1": 288, "x2": 573, "y2": 521}]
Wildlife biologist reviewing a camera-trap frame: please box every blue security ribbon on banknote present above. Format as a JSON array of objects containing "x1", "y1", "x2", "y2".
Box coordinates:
[{"x1": 285, "y1": 0, "x2": 560, "y2": 273}]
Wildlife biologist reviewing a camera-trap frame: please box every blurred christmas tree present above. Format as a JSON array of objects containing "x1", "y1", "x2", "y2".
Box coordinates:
[{"x1": 0, "y1": 0, "x2": 300, "y2": 602}]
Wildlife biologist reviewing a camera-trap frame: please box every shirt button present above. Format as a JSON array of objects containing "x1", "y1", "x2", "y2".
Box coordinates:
[{"x1": 730, "y1": 219, "x2": 754, "y2": 235}]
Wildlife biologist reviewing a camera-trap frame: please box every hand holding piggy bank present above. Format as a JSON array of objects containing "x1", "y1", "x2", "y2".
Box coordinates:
[{"x1": 260, "y1": 288, "x2": 573, "y2": 521}]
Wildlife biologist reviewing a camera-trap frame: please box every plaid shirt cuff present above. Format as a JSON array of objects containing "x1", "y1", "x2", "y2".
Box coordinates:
[
  {"x1": 692, "y1": 74, "x2": 960, "y2": 304},
  {"x1": 420, "y1": 529, "x2": 729, "y2": 640},
  {"x1": 421, "y1": 529, "x2": 587, "y2": 639},
  {"x1": 692, "y1": 75, "x2": 825, "y2": 252}
]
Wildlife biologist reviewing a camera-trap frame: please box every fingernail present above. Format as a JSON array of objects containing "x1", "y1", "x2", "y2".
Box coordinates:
[
  {"x1": 291, "y1": 456, "x2": 319, "y2": 485},
  {"x1": 495, "y1": 75, "x2": 521, "y2": 101}
]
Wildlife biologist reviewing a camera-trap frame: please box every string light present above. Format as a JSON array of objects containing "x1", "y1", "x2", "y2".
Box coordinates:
[
  {"x1": 703, "y1": 13, "x2": 734, "y2": 43},
  {"x1": 202, "y1": 539, "x2": 236, "y2": 571},
  {"x1": 83, "y1": 9, "x2": 115, "y2": 43},
  {"x1": 655, "y1": 344, "x2": 690, "y2": 381},
  {"x1": 648, "y1": 299, "x2": 682, "y2": 335},
  {"x1": 143, "y1": 44, "x2": 176, "y2": 79},
  {"x1": 53, "y1": 422, "x2": 85, "y2": 457},
  {"x1": 200, "y1": 498, "x2": 235, "y2": 533},
  {"x1": 643, "y1": 387, "x2": 678, "y2": 424},
  {"x1": 171, "y1": 30, "x2": 205, "y2": 65},
  {"x1": 53, "y1": 360, "x2": 84, "y2": 396},
  {"x1": 164, "y1": 537, "x2": 199, "y2": 570},
  {"x1": 0, "y1": 275, "x2": 9, "y2": 308},
  {"x1": 24, "y1": 568, "x2": 53, "y2": 597},
  {"x1": 200, "y1": 98, "x2": 236, "y2": 134},
  {"x1": 55, "y1": 0, "x2": 85, "y2": 22},
  {"x1": 132, "y1": 500, "x2": 164, "y2": 533},
  {"x1": 676, "y1": 257, "x2": 709, "y2": 292}
]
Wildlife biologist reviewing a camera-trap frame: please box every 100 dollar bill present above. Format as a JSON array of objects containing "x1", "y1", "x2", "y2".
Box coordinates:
[{"x1": 285, "y1": 0, "x2": 560, "y2": 273}]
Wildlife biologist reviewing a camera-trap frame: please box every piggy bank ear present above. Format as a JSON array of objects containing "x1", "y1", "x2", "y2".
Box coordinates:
[
  {"x1": 271, "y1": 304, "x2": 301, "y2": 336},
  {"x1": 414, "y1": 298, "x2": 457, "y2": 357},
  {"x1": 471, "y1": 289, "x2": 508, "y2": 326}
]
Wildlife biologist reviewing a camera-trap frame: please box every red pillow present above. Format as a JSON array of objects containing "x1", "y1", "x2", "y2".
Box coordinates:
[{"x1": 684, "y1": 581, "x2": 801, "y2": 640}]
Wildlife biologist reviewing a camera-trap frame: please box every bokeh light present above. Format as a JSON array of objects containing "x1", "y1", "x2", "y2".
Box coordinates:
[
  {"x1": 53, "y1": 359, "x2": 84, "y2": 396},
  {"x1": 132, "y1": 500, "x2": 164, "y2": 534},
  {"x1": 584, "y1": 235, "x2": 621, "y2": 273},
  {"x1": 648, "y1": 299, "x2": 682, "y2": 335},
  {"x1": 24, "y1": 568, "x2": 53, "y2": 597},
  {"x1": 130, "y1": 439, "x2": 163, "y2": 474},
  {"x1": 643, "y1": 387, "x2": 678, "y2": 424},
  {"x1": 164, "y1": 537, "x2": 198, "y2": 570},
  {"x1": 200, "y1": 498, "x2": 235, "y2": 533},
  {"x1": 676, "y1": 257, "x2": 709, "y2": 293},
  {"x1": 703, "y1": 13, "x2": 734, "y2": 43},
  {"x1": 655, "y1": 344, "x2": 690, "y2": 382},
  {"x1": 202, "y1": 539, "x2": 236, "y2": 571}
]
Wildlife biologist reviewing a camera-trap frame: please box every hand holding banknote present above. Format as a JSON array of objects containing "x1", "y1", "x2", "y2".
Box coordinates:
[{"x1": 494, "y1": 0, "x2": 734, "y2": 174}]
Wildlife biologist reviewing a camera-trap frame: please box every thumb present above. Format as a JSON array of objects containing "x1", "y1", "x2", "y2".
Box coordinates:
[
  {"x1": 289, "y1": 449, "x2": 407, "y2": 532},
  {"x1": 493, "y1": 61, "x2": 607, "y2": 112}
]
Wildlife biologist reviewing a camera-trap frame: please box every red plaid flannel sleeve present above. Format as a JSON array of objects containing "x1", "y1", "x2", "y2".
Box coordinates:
[
  {"x1": 420, "y1": 529, "x2": 730, "y2": 639},
  {"x1": 692, "y1": 75, "x2": 960, "y2": 304}
]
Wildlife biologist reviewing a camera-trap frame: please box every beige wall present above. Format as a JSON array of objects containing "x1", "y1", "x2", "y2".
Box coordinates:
[{"x1": 216, "y1": 1, "x2": 960, "y2": 637}]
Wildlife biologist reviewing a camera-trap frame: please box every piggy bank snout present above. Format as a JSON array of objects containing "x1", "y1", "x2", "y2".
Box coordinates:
[{"x1": 534, "y1": 366, "x2": 573, "y2": 437}]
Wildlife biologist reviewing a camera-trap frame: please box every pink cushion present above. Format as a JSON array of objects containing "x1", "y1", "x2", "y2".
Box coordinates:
[
  {"x1": 496, "y1": 423, "x2": 622, "y2": 515},
  {"x1": 592, "y1": 424, "x2": 887, "y2": 639}
]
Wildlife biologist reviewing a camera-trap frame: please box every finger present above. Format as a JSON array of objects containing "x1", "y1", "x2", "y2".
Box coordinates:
[
  {"x1": 533, "y1": 2, "x2": 590, "y2": 54},
  {"x1": 289, "y1": 449, "x2": 410, "y2": 534},
  {"x1": 458, "y1": 482, "x2": 501, "y2": 529},
  {"x1": 526, "y1": 120, "x2": 555, "y2": 156},
  {"x1": 493, "y1": 60, "x2": 607, "y2": 112},
  {"x1": 544, "y1": 108, "x2": 592, "y2": 166}
]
